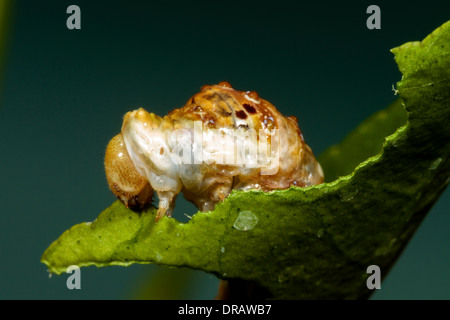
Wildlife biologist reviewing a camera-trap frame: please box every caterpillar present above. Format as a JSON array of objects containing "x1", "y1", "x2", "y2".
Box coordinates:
[{"x1": 104, "y1": 82, "x2": 324, "y2": 221}]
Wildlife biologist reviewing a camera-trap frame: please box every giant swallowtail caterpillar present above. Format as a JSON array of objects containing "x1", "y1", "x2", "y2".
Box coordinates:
[{"x1": 104, "y1": 82, "x2": 324, "y2": 221}]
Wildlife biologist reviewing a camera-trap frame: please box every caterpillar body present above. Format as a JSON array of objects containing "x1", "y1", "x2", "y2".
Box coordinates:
[{"x1": 104, "y1": 82, "x2": 324, "y2": 221}]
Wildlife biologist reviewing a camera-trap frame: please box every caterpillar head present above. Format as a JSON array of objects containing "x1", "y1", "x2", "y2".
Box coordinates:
[{"x1": 104, "y1": 133, "x2": 154, "y2": 209}]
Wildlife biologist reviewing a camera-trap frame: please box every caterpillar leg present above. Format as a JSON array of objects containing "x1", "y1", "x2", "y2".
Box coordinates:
[{"x1": 156, "y1": 191, "x2": 177, "y2": 221}]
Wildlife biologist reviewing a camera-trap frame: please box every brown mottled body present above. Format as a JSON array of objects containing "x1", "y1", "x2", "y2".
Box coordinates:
[{"x1": 105, "y1": 82, "x2": 323, "y2": 220}]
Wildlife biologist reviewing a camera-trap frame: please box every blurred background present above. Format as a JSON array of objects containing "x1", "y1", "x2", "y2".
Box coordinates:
[{"x1": 0, "y1": 0, "x2": 448, "y2": 299}]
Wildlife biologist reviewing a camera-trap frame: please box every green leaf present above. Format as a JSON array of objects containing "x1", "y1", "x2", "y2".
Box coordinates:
[{"x1": 41, "y1": 21, "x2": 450, "y2": 299}]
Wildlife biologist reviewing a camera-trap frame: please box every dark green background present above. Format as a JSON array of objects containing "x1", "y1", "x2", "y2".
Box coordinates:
[{"x1": 0, "y1": 0, "x2": 448, "y2": 299}]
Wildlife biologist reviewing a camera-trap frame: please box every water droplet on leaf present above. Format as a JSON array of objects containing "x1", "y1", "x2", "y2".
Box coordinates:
[
  {"x1": 340, "y1": 189, "x2": 358, "y2": 202},
  {"x1": 234, "y1": 211, "x2": 258, "y2": 231},
  {"x1": 429, "y1": 157, "x2": 442, "y2": 170},
  {"x1": 317, "y1": 229, "x2": 324, "y2": 238}
]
